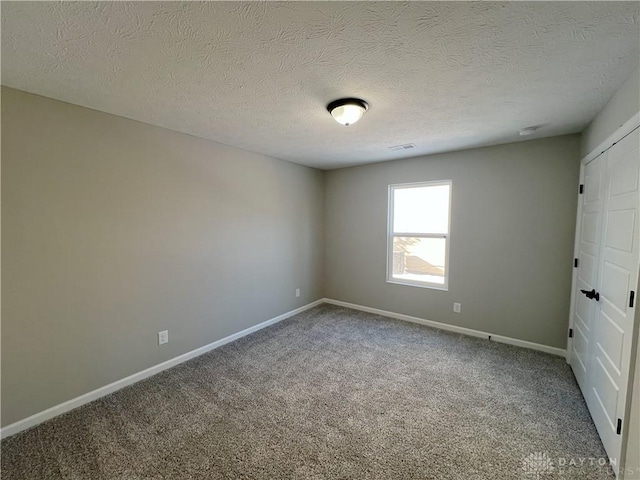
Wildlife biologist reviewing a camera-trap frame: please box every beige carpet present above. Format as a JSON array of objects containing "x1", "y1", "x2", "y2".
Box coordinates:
[{"x1": 1, "y1": 304, "x2": 614, "y2": 479}]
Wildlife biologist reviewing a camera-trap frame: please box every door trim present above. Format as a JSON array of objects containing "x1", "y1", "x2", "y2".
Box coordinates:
[{"x1": 582, "y1": 112, "x2": 640, "y2": 166}]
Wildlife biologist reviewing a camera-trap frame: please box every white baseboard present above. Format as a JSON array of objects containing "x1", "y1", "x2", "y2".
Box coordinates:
[
  {"x1": 1, "y1": 297, "x2": 566, "y2": 438},
  {"x1": 322, "y1": 298, "x2": 567, "y2": 357},
  {"x1": 0, "y1": 299, "x2": 324, "y2": 439}
]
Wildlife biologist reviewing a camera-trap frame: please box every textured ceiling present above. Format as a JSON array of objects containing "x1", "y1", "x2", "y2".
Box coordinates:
[{"x1": 2, "y1": 2, "x2": 639, "y2": 169}]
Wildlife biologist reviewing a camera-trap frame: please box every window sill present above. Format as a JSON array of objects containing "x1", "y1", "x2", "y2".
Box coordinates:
[{"x1": 386, "y1": 279, "x2": 449, "y2": 291}]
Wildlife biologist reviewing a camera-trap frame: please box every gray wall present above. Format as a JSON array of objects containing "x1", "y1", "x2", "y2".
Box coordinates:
[
  {"x1": 581, "y1": 66, "x2": 640, "y2": 157},
  {"x1": 324, "y1": 135, "x2": 580, "y2": 349},
  {"x1": 580, "y1": 67, "x2": 640, "y2": 480},
  {"x1": 1, "y1": 87, "x2": 324, "y2": 426}
]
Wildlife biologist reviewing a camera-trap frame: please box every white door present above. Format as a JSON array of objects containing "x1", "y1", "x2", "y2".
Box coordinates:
[
  {"x1": 571, "y1": 152, "x2": 606, "y2": 392},
  {"x1": 570, "y1": 126, "x2": 640, "y2": 475},
  {"x1": 589, "y1": 127, "x2": 640, "y2": 472}
]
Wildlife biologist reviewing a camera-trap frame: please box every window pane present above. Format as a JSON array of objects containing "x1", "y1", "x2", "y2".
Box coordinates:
[
  {"x1": 391, "y1": 237, "x2": 446, "y2": 284},
  {"x1": 393, "y1": 185, "x2": 450, "y2": 234}
]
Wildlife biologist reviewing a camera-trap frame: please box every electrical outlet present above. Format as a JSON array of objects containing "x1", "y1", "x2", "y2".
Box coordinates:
[
  {"x1": 158, "y1": 330, "x2": 169, "y2": 345},
  {"x1": 295, "y1": 288, "x2": 300, "y2": 298},
  {"x1": 453, "y1": 302, "x2": 461, "y2": 313}
]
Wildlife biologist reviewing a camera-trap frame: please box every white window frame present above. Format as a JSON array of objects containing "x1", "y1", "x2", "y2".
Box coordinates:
[{"x1": 386, "y1": 180, "x2": 452, "y2": 291}]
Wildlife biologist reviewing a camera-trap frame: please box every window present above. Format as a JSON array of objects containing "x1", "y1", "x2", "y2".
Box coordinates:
[{"x1": 387, "y1": 180, "x2": 452, "y2": 290}]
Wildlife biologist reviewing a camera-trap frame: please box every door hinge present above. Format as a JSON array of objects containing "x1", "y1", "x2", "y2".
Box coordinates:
[
  {"x1": 569, "y1": 328, "x2": 573, "y2": 338},
  {"x1": 574, "y1": 258, "x2": 579, "y2": 268},
  {"x1": 630, "y1": 291, "x2": 635, "y2": 308},
  {"x1": 616, "y1": 419, "x2": 622, "y2": 435},
  {"x1": 579, "y1": 184, "x2": 584, "y2": 194}
]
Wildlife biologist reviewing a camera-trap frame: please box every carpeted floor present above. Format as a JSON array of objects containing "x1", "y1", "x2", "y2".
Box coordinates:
[{"x1": 1, "y1": 304, "x2": 614, "y2": 479}]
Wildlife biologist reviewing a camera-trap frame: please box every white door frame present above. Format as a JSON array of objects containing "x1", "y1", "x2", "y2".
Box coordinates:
[{"x1": 567, "y1": 111, "x2": 640, "y2": 477}]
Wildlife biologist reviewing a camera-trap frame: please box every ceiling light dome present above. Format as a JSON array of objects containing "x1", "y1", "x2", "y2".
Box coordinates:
[
  {"x1": 519, "y1": 126, "x2": 539, "y2": 136},
  {"x1": 327, "y1": 98, "x2": 368, "y2": 126}
]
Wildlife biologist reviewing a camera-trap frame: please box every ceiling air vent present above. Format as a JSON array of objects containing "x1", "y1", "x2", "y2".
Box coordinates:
[{"x1": 388, "y1": 143, "x2": 416, "y2": 152}]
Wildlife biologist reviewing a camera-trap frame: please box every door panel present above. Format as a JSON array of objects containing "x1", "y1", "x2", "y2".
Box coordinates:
[
  {"x1": 573, "y1": 323, "x2": 590, "y2": 372},
  {"x1": 586, "y1": 168, "x2": 602, "y2": 201},
  {"x1": 582, "y1": 212, "x2": 600, "y2": 244},
  {"x1": 591, "y1": 356, "x2": 619, "y2": 428},
  {"x1": 575, "y1": 292, "x2": 592, "y2": 327},
  {"x1": 587, "y1": 127, "x2": 639, "y2": 472},
  {"x1": 609, "y1": 137, "x2": 639, "y2": 196},
  {"x1": 604, "y1": 210, "x2": 635, "y2": 253},
  {"x1": 595, "y1": 310, "x2": 624, "y2": 373},
  {"x1": 578, "y1": 251, "x2": 597, "y2": 286},
  {"x1": 571, "y1": 153, "x2": 605, "y2": 391},
  {"x1": 600, "y1": 261, "x2": 630, "y2": 313}
]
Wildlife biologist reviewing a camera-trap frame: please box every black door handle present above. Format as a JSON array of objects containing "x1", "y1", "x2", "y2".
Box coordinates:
[{"x1": 580, "y1": 288, "x2": 600, "y2": 301}]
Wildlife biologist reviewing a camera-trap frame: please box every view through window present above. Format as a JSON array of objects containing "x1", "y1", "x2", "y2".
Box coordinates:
[{"x1": 387, "y1": 181, "x2": 451, "y2": 289}]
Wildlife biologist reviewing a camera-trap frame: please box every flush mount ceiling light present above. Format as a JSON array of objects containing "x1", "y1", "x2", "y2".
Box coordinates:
[
  {"x1": 327, "y1": 98, "x2": 368, "y2": 126},
  {"x1": 519, "y1": 126, "x2": 539, "y2": 136}
]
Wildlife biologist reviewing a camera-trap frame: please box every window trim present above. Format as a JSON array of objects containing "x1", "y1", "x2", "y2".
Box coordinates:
[{"x1": 386, "y1": 180, "x2": 452, "y2": 291}]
